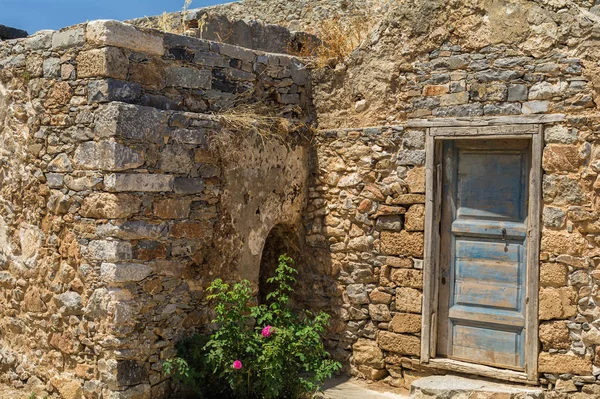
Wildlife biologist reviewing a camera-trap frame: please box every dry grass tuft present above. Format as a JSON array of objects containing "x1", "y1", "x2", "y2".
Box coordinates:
[{"x1": 290, "y1": 16, "x2": 375, "y2": 69}]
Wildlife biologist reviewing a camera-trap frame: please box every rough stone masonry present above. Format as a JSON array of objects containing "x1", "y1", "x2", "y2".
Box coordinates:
[{"x1": 2, "y1": 0, "x2": 600, "y2": 398}]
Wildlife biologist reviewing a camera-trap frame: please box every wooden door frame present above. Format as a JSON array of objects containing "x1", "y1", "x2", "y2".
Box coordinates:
[{"x1": 415, "y1": 114, "x2": 565, "y2": 385}]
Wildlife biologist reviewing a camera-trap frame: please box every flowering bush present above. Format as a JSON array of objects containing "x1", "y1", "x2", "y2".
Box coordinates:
[{"x1": 164, "y1": 255, "x2": 341, "y2": 398}]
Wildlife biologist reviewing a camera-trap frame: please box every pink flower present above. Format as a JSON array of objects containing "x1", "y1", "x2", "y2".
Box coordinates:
[
  {"x1": 232, "y1": 360, "x2": 243, "y2": 370},
  {"x1": 261, "y1": 325, "x2": 274, "y2": 338}
]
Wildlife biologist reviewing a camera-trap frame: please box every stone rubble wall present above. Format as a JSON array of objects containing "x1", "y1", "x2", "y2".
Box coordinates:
[
  {"x1": 306, "y1": 36, "x2": 600, "y2": 395},
  {"x1": 0, "y1": 20, "x2": 311, "y2": 399}
]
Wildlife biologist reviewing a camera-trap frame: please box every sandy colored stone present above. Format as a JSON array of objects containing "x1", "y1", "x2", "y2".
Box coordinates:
[
  {"x1": 538, "y1": 352, "x2": 592, "y2": 375},
  {"x1": 86, "y1": 20, "x2": 164, "y2": 56},
  {"x1": 129, "y1": 58, "x2": 166, "y2": 90},
  {"x1": 540, "y1": 262, "x2": 568, "y2": 288},
  {"x1": 353, "y1": 338, "x2": 385, "y2": 369},
  {"x1": 153, "y1": 198, "x2": 192, "y2": 219},
  {"x1": 390, "y1": 194, "x2": 425, "y2": 205},
  {"x1": 543, "y1": 145, "x2": 583, "y2": 173},
  {"x1": 539, "y1": 287, "x2": 577, "y2": 320},
  {"x1": 369, "y1": 288, "x2": 393, "y2": 304},
  {"x1": 22, "y1": 287, "x2": 47, "y2": 313},
  {"x1": 368, "y1": 304, "x2": 392, "y2": 321},
  {"x1": 76, "y1": 47, "x2": 128, "y2": 79},
  {"x1": 423, "y1": 85, "x2": 449, "y2": 96},
  {"x1": 80, "y1": 193, "x2": 142, "y2": 219},
  {"x1": 381, "y1": 231, "x2": 424, "y2": 257},
  {"x1": 405, "y1": 204, "x2": 425, "y2": 232},
  {"x1": 390, "y1": 268, "x2": 423, "y2": 288},
  {"x1": 539, "y1": 321, "x2": 570, "y2": 350},
  {"x1": 386, "y1": 256, "x2": 413, "y2": 268},
  {"x1": 406, "y1": 167, "x2": 425, "y2": 193},
  {"x1": 390, "y1": 313, "x2": 422, "y2": 333},
  {"x1": 51, "y1": 376, "x2": 83, "y2": 399},
  {"x1": 377, "y1": 331, "x2": 420, "y2": 355},
  {"x1": 540, "y1": 230, "x2": 587, "y2": 256},
  {"x1": 396, "y1": 287, "x2": 422, "y2": 314}
]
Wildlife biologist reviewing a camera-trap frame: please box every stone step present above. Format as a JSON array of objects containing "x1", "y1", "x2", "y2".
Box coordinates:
[{"x1": 410, "y1": 375, "x2": 545, "y2": 399}]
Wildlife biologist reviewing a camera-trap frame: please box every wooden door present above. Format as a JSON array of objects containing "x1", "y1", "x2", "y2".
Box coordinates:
[{"x1": 437, "y1": 139, "x2": 530, "y2": 370}]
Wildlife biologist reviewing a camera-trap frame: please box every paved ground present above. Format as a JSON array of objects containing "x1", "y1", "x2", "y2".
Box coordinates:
[{"x1": 323, "y1": 377, "x2": 410, "y2": 399}]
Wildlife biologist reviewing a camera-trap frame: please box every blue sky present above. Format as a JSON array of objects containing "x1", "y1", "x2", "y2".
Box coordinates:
[{"x1": 1, "y1": 0, "x2": 229, "y2": 35}]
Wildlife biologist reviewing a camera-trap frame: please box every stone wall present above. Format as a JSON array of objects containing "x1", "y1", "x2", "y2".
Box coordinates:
[{"x1": 0, "y1": 20, "x2": 312, "y2": 398}]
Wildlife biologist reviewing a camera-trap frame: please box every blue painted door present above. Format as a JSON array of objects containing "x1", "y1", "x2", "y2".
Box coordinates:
[{"x1": 437, "y1": 139, "x2": 530, "y2": 370}]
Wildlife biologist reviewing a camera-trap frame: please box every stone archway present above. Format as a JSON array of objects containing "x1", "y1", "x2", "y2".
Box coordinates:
[{"x1": 258, "y1": 224, "x2": 303, "y2": 305}]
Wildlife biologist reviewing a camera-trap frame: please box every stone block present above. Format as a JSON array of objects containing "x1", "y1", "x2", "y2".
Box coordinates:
[
  {"x1": 538, "y1": 352, "x2": 592, "y2": 375},
  {"x1": 529, "y1": 81, "x2": 568, "y2": 100},
  {"x1": 158, "y1": 145, "x2": 193, "y2": 174},
  {"x1": 376, "y1": 215, "x2": 402, "y2": 231},
  {"x1": 52, "y1": 27, "x2": 85, "y2": 49},
  {"x1": 48, "y1": 153, "x2": 72, "y2": 172},
  {"x1": 381, "y1": 231, "x2": 424, "y2": 257},
  {"x1": 218, "y1": 43, "x2": 256, "y2": 62},
  {"x1": 97, "y1": 221, "x2": 165, "y2": 240},
  {"x1": 391, "y1": 194, "x2": 425, "y2": 205},
  {"x1": 542, "y1": 207, "x2": 566, "y2": 228},
  {"x1": 543, "y1": 175, "x2": 585, "y2": 206},
  {"x1": 170, "y1": 129, "x2": 207, "y2": 145},
  {"x1": 539, "y1": 321, "x2": 571, "y2": 350},
  {"x1": 88, "y1": 79, "x2": 141, "y2": 103},
  {"x1": 80, "y1": 193, "x2": 142, "y2": 219},
  {"x1": 346, "y1": 284, "x2": 369, "y2": 305},
  {"x1": 77, "y1": 47, "x2": 128, "y2": 79},
  {"x1": 522, "y1": 101, "x2": 549, "y2": 114},
  {"x1": 539, "y1": 287, "x2": 577, "y2": 320},
  {"x1": 406, "y1": 167, "x2": 425, "y2": 193},
  {"x1": 423, "y1": 85, "x2": 449, "y2": 96},
  {"x1": 54, "y1": 291, "x2": 82, "y2": 315},
  {"x1": 403, "y1": 131, "x2": 425, "y2": 150},
  {"x1": 405, "y1": 204, "x2": 425, "y2": 232},
  {"x1": 395, "y1": 287, "x2": 422, "y2": 314},
  {"x1": 545, "y1": 125, "x2": 577, "y2": 144},
  {"x1": 87, "y1": 20, "x2": 164, "y2": 56},
  {"x1": 51, "y1": 376, "x2": 83, "y2": 399},
  {"x1": 386, "y1": 257, "x2": 413, "y2": 268},
  {"x1": 94, "y1": 103, "x2": 169, "y2": 143},
  {"x1": 101, "y1": 263, "x2": 152, "y2": 284},
  {"x1": 439, "y1": 92, "x2": 469, "y2": 106},
  {"x1": 369, "y1": 288, "x2": 392, "y2": 304},
  {"x1": 171, "y1": 222, "x2": 210, "y2": 239},
  {"x1": 166, "y1": 67, "x2": 211, "y2": 89},
  {"x1": 43, "y1": 57, "x2": 61, "y2": 78},
  {"x1": 390, "y1": 313, "x2": 422, "y2": 333},
  {"x1": 540, "y1": 262, "x2": 568, "y2": 288},
  {"x1": 540, "y1": 230, "x2": 586, "y2": 256},
  {"x1": 507, "y1": 84, "x2": 528, "y2": 101},
  {"x1": 397, "y1": 150, "x2": 426, "y2": 166},
  {"x1": 352, "y1": 339, "x2": 385, "y2": 369},
  {"x1": 483, "y1": 103, "x2": 521, "y2": 115},
  {"x1": 368, "y1": 304, "x2": 391, "y2": 321},
  {"x1": 105, "y1": 174, "x2": 174, "y2": 193},
  {"x1": 390, "y1": 268, "x2": 423, "y2": 289},
  {"x1": 153, "y1": 198, "x2": 192, "y2": 219},
  {"x1": 377, "y1": 331, "x2": 420, "y2": 355},
  {"x1": 543, "y1": 145, "x2": 583, "y2": 173},
  {"x1": 173, "y1": 178, "x2": 205, "y2": 194},
  {"x1": 469, "y1": 83, "x2": 507, "y2": 102},
  {"x1": 74, "y1": 141, "x2": 144, "y2": 171},
  {"x1": 87, "y1": 240, "x2": 133, "y2": 262}
]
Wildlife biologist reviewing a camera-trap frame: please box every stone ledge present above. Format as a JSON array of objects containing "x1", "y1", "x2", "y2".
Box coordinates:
[
  {"x1": 410, "y1": 376, "x2": 544, "y2": 398},
  {"x1": 86, "y1": 20, "x2": 164, "y2": 56}
]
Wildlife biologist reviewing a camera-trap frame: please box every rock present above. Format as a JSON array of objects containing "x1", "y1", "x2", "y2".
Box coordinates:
[
  {"x1": 87, "y1": 240, "x2": 133, "y2": 262},
  {"x1": 346, "y1": 284, "x2": 369, "y2": 305},
  {"x1": 95, "y1": 103, "x2": 169, "y2": 143},
  {"x1": 52, "y1": 27, "x2": 85, "y2": 49},
  {"x1": 405, "y1": 204, "x2": 425, "y2": 232},
  {"x1": 529, "y1": 81, "x2": 568, "y2": 100},
  {"x1": 543, "y1": 175, "x2": 585, "y2": 205},
  {"x1": 86, "y1": 20, "x2": 164, "y2": 56},
  {"x1": 51, "y1": 375, "x2": 83, "y2": 399},
  {"x1": 541, "y1": 230, "x2": 587, "y2": 256},
  {"x1": 48, "y1": 153, "x2": 72, "y2": 172},
  {"x1": 539, "y1": 321, "x2": 570, "y2": 350},
  {"x1": 386, "y1": 257, "x2": 413, "y2": 268},
  {"x1": 77, "y1": 47, "x2": 129, "y2": 79},
  {"x1": 539, "y1": 287, "x2": 577, "y2": 320},
  {"x1": 74, "y1": 141, "x2": 144, "y2": 171},
  {"x1": 390, "y1": 313, "x2": 421, "y2": 333},
  {"x1": 352, "y1": 339, "x2": 384, "y2": 369},
  {"x1": 368, "y1": 304, "x2": 391, "y2": 321},
  {"x1": 355, "y1": 99, "x2": 367, "y2": 112},
  {"x1": 390, "y1": 268, "x2": 423, "y2": 288},
  {"x1": 538, "y1": 352, "x2": 592, "y2": 375},
  {"x1": 369, "y1": 288, "x2": 392, "y2": 304},
  {"x1": 381, "y1": 231, "x2": 424, "y2": 257},
  {"x1": 542, "y1": 207, "x2": 566, "y2": 228},
  {"x1": 540, "y1": 262, "x2": 568, "y2": 288},
  {"x1": 522, "y1": 101, "x2": 549, "y2": 114},
  {"x1": 507, "y1": 84, "x2": 528, "y2": 101},
  {"x1": 395, "y1": 287, "x2": 422, "y2": 313},
  {"x1": 101, "y1": 263, "x2": 153, "y2": 284},
  {"x1": 545, "y1": 125, "x2": 577, "y2": 144},
  {"x1": 80, "y1": 193, "x2": 142, "y2": 219},
  {"x1": 88, "y1": 79, "x2": 141, "y2": 103},
  {"x1": 54, "y1": 291, "x2": 83, "y2": 315},
  {"x1": 104, "y1": 173, "x2": 174, "y2": 192},
  {"x1": 377, "y1": 331, "x2": 420, "y2": 355},
  {"x1": 166, "y1": 67, "x2": 212, "y2": 89},
  {"x1": 543, "y1": 145, "x2": 583, "y2": 173},
  {"x1": 376, "y1": 215, "x2": 402, "y2": 231}
]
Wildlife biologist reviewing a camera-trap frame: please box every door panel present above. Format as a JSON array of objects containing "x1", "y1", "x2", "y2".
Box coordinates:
[{"x1": 437, "y1": 139, "x2": 530, "y2": 371}]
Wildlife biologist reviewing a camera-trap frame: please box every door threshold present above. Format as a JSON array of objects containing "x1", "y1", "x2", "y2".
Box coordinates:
[{"x1": 419, "y1": 358, "x2": 538, "y2": 385}]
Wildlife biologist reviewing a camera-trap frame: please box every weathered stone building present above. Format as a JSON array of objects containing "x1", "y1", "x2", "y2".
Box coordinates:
[{"x1": 3, "y1": 0, "x2": 600, "y2": 397}]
